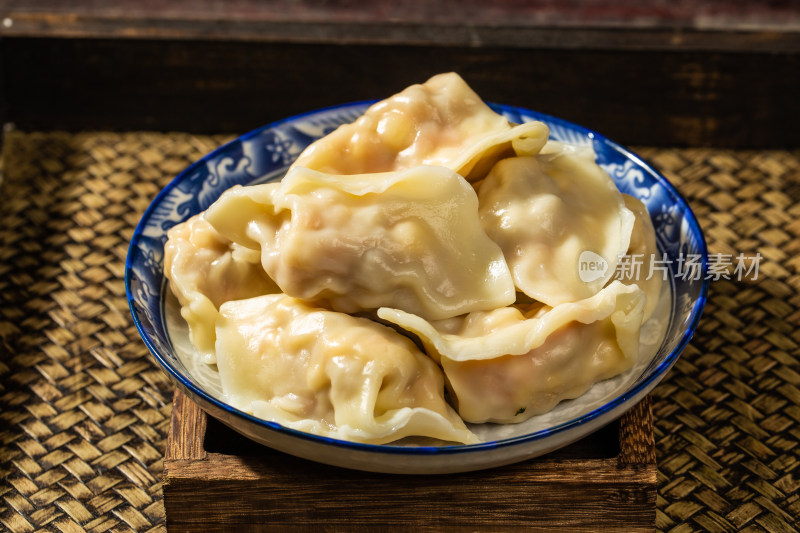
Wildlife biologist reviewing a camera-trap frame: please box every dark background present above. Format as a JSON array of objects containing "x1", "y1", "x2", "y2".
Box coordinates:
[{"x1": 1, "y1": 0, "x2": 799, "y2": 148}]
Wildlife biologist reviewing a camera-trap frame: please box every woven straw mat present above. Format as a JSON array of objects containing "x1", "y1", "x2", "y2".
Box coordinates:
[{"x1": 0, "y1": 131, "x2": 799, "y2": 532}]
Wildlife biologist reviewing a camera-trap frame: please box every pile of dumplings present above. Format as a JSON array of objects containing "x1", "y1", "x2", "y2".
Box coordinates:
[{"x1": 164, "y1": 73, "x2": 662, "y2": 445}]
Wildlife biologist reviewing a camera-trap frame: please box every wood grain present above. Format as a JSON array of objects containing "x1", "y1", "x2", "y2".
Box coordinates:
[
  {"x1": 619, "y1": 394, "x2": 657, "y2": 465},
  {"x1": 163, "y1": 390, "x2": 656, "y2": 531},
  {"x1": 2, "y1": 37, "x2": 798, "y2": 148},
  {"x1": 1, "y1": 0, "x2": 798, "y2": 149},
  {"x1": 1, "y1": 0, "x2": 798, "y2": 52},
  {"x1": 165, "y1": 389, "x2": 207, "y2": 461}
]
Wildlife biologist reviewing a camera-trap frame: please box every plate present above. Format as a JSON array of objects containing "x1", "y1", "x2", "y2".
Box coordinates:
[{"x1": 126, "y1": 102, "x2": 708, "y2": 474}]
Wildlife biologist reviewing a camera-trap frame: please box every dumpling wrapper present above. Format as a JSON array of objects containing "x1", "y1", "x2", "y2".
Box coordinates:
[
  {"x1": 290, "y1": 72, "x2": 550, "y2": 181},
  {"x1": 613, "y1": 194, "x2": 663, "y2": 321},
  {"x1": 378, "y1": 281, "x2": 645, "y2": 423},
  {"x1": 215, "y1": 294, "x2": 479, "y2": 445},
  {"x1": 478, "y1": 141, "x2": 635, "y2": 306},
  {"x1": 205, "y1": 165, "x2": 516, "y2": 321},
  {"x1": 163, "y1": 214, "x2": 280, "y2": 363}
]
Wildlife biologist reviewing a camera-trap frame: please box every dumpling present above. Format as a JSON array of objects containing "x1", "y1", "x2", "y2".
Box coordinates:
[
  {"x1": 477, "y1": 141, "x2": 635, "y2": 306},
  {"x1": 291, "y1": 72, "x2": 550, "y2": 181},
  {"x1": 378, "y1": 281, "x2": 645, "y2": 423},
  {"x1": 163, "y1": 214, "x2": 280, "y2": 363},
  {"x1": 613, "y1": 194, "x2": 663, "y2": 321},
  {"x1": 205, "y1": 165, "x2": 516, "y2": 321},
  {"x1": 215, "y1": 294, "x2": 479, "y2": 445}
]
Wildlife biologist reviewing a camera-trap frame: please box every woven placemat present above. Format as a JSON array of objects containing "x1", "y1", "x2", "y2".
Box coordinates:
[
  {"x1": 0, "y1": 131, "x2": 232, "y2": 533},
  {"x1": 637, "y1": 148, "x2": 800, "y2": 533},
  {"x1": 1, "y1": 131, "x2": 798, "y2": 532}
]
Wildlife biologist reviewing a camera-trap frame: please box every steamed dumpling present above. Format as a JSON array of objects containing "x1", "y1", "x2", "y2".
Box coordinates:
[
  {"x1": 205, "y1": 165, "x2": 516, "y2": 321},
  {"x1": 291, "y1": 72, "x2": 550, "y2": 181},
  {"x1": 478, "y1": 141, "x2": 635, "y2": 306},
  {"x1": 215, "y1": 294, "x2": 479, "y2": 445},
  {"x1": 378, "y1": 281, "x2": 645, "y2": 423},
  {"x1": 163, "y1": 214, "x2": 280, "y2": 363}
]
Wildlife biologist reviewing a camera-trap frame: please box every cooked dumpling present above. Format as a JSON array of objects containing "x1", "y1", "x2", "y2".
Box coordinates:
[
  {"x1": 614, "y1": 194, "x2": 663, "y2": 321},
  {"x1": 378, "y1": 281, "x2": 645, "y2": 423},
  {"x1": 291, "y1": 72, "x2": 550, "y2": 181},
  {"x1": 163, "y1": 214, "x2": 280, "y2": 363},
  {"x1": 478, "y1": 141, "x2": 635, "y2": 306},
  {"x1": 215, "y1": 294, "x2": 479, "y2": 445},
  {"x1": 205, "y1": 165, "x2": 516, "y2": 321}
]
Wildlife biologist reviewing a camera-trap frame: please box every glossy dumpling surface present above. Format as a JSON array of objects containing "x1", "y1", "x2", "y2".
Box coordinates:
[
  {"x1": 163, "y1": 214, "x2": 280, "y2": 363},
  {"x1": 378, "y1": 281, "x2": 645, "y2": 423},
  {"x1": 614, "y1": 194, "x2": 663, "y2": 321},
  {"x1": 215, "y1": 294, "x2": 479, "y2": 444},
  {"x1": 478, "y1": 141, "x2": 635, "y2": 306},
  {"x1": 205, "y1": 165, "x2": 516, "y2": 321},
  {"x1": 291, "y1": 72, "x2": 549, "y2": 181}
]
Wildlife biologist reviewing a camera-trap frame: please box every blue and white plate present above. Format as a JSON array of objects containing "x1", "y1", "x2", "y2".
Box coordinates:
[{"x1": 126, "y1": 102, "x2": 708, "y2": 474}]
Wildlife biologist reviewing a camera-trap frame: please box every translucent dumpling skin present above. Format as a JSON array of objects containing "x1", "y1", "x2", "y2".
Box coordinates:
[
  {"x1": 614, "y1": 194, "x2": 664, "y2": 321},
  {"x1": 215, "y1": 294, "x2": 479, "y2": 445},
  {"x1": 379, "y1": 282, "x2": 645, "y2": 423},
  {"x1": 163, "y1": 214, "x2": 280, "y2": 363},
  {"x1": 291, "y1": 72, "x2": 549, "y2": 181},
  {"x1": 478, "y1": 142, "x2": 635, "y2": 307},
  {"x1": 205, "y1": 165, "x2": 516, "y2": 321},
  {"x1": 161, "y1": 72, "x2": 663, "y2": 445}
]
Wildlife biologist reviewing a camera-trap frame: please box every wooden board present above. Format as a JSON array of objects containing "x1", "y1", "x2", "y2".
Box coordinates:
[
  {"x1": 163, "y1": 390, "x2": 656, "y2": 532},
  {"x1": 1, "y1": 0, "x2": 799, "y2": 52},
  {"x1": 1, "y1": 37, "x2": 798, "y2": 149},
  {"x1": 2, "y1": 1, "x2": 798, "y2": 148}
]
